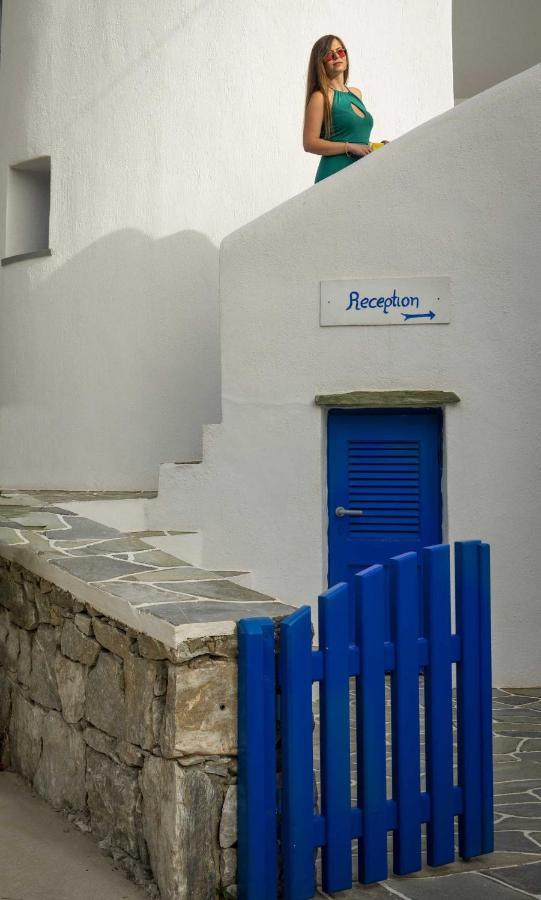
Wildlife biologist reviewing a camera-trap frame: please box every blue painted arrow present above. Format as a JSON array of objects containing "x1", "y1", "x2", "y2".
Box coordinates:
[{"x1": 402, "y1": 310, "x2": 436, "y2": 321}]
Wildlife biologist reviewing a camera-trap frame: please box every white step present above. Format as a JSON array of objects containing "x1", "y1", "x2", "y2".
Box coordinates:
[
  {"x1": 58, "y1": 498, "x2": 151, "y2": 533},
  {"x1": 140, "y1": 531, "x2": 203, "y2": 568}
]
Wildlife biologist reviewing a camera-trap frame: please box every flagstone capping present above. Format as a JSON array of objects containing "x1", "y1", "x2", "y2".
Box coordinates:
[
  {"x1": 314, "y1": 390, "x2": 461, "y2": 407},
  {"x1": 0, "y1": 540, "x2": 243, "y2": 649},
  {"x1": 0, "y1": 492, "x2": 294, "y2": 650}
]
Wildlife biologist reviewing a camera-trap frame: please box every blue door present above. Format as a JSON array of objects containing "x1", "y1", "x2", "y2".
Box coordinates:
[{"x1": 327, "y1": 409, "x2": 442, "y2": 617}]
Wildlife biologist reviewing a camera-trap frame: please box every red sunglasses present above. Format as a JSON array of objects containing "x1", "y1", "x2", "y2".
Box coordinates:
[{"x1": 322, "y1": 47, "x2": 347, "y2": 62}]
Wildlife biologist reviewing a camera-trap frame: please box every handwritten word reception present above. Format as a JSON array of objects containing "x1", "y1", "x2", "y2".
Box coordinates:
[{"x1": 320, "y1": 277, "x2": 451, "y2": 326}]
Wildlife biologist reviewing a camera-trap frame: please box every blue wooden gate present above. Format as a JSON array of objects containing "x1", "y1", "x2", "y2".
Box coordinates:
[{"x1": 238, "y1": 541, "x2": 493, "y2": 900}]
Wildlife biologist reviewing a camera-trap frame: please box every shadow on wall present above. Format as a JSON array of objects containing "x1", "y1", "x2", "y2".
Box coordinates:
[{"x1": 0, "y1": 228, "x2": 220, "y2": 489}]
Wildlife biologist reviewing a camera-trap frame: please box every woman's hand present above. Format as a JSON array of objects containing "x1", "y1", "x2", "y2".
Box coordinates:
[{"x1": 348, "y1": 143, "x2": 372, "y2": 157}]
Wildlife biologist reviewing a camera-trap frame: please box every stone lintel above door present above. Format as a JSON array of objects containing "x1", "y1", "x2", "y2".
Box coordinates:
[{"x1": 314, "y1": 390, "x2": 460, "y2": 408}]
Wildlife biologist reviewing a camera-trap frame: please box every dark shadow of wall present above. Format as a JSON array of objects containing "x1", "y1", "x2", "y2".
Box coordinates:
[{"x1": 0, "y1": 228, "x2": 220, "y2": 489}]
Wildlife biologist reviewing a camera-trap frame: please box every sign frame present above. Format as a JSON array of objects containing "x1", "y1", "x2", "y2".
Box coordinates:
[{"x1": 320, "y1": 277, "x2": 451, "y2": 326}]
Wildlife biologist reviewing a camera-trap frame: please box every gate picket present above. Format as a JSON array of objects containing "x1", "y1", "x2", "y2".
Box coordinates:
[
  {"x1": 456, "y1": 540, "x2": 483, "y2": 859},
  {"x1": 238, "y1": 619, "x2": 277, "y2": 900},
  {"x1": 279, "y1": 606, "x2": 315, "y2": 900},
  {"x1": 390, "y1": 553, "x2": 422, "y2": 875},
  {"x1": 423, "y1": 544, "x2": 455, "y2": 866},
  {"x1": 479, "y1": 543, "x2": 494, "y2": 855},
  {"x1": 355, "y1": 565, "x2": 389, "y2": 885},
  {"x1": 319, "y1": 583, "x2": 353, "y2": 893}
]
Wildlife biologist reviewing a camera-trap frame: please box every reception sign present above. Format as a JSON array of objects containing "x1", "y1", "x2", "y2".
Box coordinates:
[{"x1": 320, "y1": 277, "x2": 451, "y2": 326}]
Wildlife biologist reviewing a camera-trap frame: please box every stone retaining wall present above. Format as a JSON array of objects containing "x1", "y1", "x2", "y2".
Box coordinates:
[{"x1": 0, "y1": 557, "x2": 239, "y2": 899}]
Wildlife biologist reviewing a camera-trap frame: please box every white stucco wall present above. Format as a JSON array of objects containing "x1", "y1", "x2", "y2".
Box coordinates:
[
  {"x1": 453, "y1": 0, "x2": 541, "y2": 101},
  {"x1": 0, "y1": 0, "x2": 453, "y2": 489},
  {"x1": 152, "y1": 66, "x2": 541, "y2": 685}
]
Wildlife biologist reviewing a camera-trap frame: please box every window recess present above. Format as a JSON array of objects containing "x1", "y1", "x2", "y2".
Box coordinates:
[{"x1": 2, "y1": 156, "x2": 52, "y2": 266}]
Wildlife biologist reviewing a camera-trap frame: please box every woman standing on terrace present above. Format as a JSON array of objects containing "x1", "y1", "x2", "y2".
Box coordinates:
[{"x1": 303, "y1": 34, "x2": 383, "y2": 183}]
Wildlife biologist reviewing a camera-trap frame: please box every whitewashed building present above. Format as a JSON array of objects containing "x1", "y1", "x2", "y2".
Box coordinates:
[
  {"x1": 0, "y1": 3, "x2": 540, "y2": 684},
  {"x1": 150, "y1": 65, "x2": 541, "y2": 686}
]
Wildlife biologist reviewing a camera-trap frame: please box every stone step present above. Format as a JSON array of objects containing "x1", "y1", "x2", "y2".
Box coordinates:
[
  {"x1": 53, "y1": 495, "x2": 205, "y2": 568},
  {"x1": 206, "y1": 569, "x2": 252, "y2": 589}
]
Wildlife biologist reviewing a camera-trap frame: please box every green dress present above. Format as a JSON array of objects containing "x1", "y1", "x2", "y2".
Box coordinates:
[{"x1": 315, "y1": 89, "x2": 374, "y2": 183}]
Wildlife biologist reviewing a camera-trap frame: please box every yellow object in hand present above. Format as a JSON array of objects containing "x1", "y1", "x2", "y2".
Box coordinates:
[{"x1": 370, "y1": 142, "x2": 385, "y2": 151}]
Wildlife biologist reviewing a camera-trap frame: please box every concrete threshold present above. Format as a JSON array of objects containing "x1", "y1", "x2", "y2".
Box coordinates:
[{"x1": 0, "y1": 771, "x2": 148, "y2": 900}]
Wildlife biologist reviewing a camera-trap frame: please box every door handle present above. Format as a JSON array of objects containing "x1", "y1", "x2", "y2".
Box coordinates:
[{"x1": 335, "y1": 506, "x2": 364, "y2": 517}]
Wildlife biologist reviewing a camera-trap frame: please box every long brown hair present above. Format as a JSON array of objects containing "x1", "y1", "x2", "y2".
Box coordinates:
[{"x1": 305, "y1": 35, "x2": 350, "y2": 139}]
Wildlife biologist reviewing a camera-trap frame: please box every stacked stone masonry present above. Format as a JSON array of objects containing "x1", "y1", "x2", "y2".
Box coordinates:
[{"x1": 0, "y1": 558, "x2": 240, "y2": 899}]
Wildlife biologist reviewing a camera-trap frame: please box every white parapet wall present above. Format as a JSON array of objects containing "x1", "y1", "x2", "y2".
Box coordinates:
[
  {"x1": 152, "y1": 65, "x2": 541, "y2": 686},
  {"x1": 0, "y1": 1, "x2": 452, "y2": 489}
]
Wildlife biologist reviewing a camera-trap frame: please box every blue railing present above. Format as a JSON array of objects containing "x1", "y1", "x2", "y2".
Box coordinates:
[{"x1": 238, "y1": 541, "x2": 493, "y2": 900}]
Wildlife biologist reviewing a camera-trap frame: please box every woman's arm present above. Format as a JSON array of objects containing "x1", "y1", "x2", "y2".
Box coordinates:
[{"x1": 303, "y1": 91, "x2": 371, "y2": 157}]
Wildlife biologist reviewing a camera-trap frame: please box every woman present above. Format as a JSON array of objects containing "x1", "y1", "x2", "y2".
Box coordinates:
[{"x1": 303, "y1": 35, "x2": 381, "y2": 184}]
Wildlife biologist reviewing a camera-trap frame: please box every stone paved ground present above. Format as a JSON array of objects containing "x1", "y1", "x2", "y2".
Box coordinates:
[{"x1": 314, "y1": 687, "x2": 541, "y2": 899}]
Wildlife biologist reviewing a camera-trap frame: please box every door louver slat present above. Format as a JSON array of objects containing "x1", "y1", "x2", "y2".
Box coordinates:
[{"x1": 347, "y1": 439, "x2": 421, "y2": 538}]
